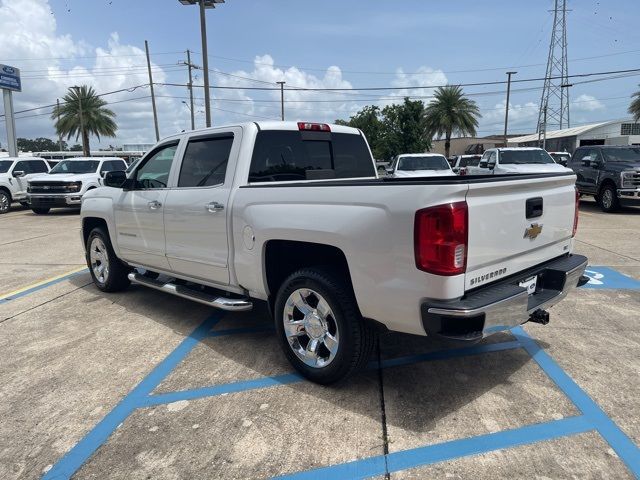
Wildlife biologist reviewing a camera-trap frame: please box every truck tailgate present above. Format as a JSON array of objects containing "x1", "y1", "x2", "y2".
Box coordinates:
[{"x1": 464, "y1": 174, "x2": 577, "y2": 291}]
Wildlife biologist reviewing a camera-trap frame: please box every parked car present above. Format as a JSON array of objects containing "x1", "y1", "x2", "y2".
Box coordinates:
[
  {"x1": 450, "y1": 154, "x2": 482, "y2": 175},
  {"x1": 387, "y1": 153, "x2": 455, "y2": 177},
  {"x1": 0, "y1": 157, "x2": 50, "y2": 214},
  {"x1": 569, "y1": 145, "x2": 640, "y2": 212},
  {"x1": 467, "y1": 148, "x2": 572, "y2": 175},
  {"x1": 80, "y1": 121, "x2": 587, "y2": 384},
  {"x1": 549, "y1": 151, "x2": 571, "y2": 166},
  {"x1": 27, "y1": 157, "x2": 127, "y2": 214}
]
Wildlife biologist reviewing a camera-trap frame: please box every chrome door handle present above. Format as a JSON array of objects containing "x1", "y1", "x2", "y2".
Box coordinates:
[
  {"x1": 205, "y1": 201, "x2": 224, "y2": 213},
  {"x1": 148, "y1": 200, "x2": 162, "y2": 210}
]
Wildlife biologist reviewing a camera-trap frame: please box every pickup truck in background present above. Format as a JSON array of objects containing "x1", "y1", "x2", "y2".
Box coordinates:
[
  {"x1": 450, "y1": 154, "x2": 482, "y2": 175},
  {"x1": 467, "y1": 147, "x2": 572, "y2": 176},
  {"x1": 0, "y1": 157, "x2": 50, "y2": 214},
  {"x1": 27, "y1": 157, "x2": 127, "y2": 214},
  {"x1": 80, "y1": 121, "x2": 587, "y2": 383},
  {"x1": 568, "y1": 145, "x2": 640, "y2": 213},
  {"x1": 387, "y1": 153, "x2": 455, "y2": 178}
]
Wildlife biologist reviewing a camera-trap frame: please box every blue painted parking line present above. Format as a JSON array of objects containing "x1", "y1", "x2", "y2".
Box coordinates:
[
  {"x1": 512, "y1": 326, "x2": 640, "y2": 477},
  {"x1": 277, "y1": 416, "x2": 594, "y2": 480},
  {"x1": 0, "y1": 267, "x2": 89, "y2": 304},
  {"x1": 583, "y1": 266, "x2": 640, "y2": 290},
  {"x1": 43, "y1": 313, "x2": 223, "y2": 480}
]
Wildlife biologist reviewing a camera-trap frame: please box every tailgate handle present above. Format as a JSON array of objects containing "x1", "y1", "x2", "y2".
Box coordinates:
[{"x1": 526, "y1": 197, "x2": 543, "y2": 219}]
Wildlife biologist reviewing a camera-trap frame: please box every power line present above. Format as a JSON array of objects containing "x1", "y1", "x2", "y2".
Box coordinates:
[{"x1": 0, "y1": 51, "x2": 187, "y2": 62}]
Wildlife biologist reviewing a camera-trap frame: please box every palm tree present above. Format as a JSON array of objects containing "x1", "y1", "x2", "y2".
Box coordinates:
[
  {"x1": 51, "y1": 85, "x2": 117, "y2": 156},
  {"x1": 423, "y1": 85, "x2": 481, "y2": 158},
  {"x1": 629, "y1": 85, "x2": 640, "y2": 122}
]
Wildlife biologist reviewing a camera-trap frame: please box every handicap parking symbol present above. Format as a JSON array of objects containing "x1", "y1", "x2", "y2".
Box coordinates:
[{"x1": 583, "y1": 266, "x2": 640, "y2": 290}]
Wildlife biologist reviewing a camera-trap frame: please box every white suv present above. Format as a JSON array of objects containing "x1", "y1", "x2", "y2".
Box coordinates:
[
  {"x1": 0, "y1": 157, "x2": 50, "y2": 214},
  {"x1": 27, "y1": 157, "x2": 127, "y2": 214}
]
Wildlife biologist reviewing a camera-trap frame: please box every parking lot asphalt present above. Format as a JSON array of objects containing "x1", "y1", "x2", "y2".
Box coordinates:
[{"x1": 0, "y1": 199, "x2": 639, "y2": 479}]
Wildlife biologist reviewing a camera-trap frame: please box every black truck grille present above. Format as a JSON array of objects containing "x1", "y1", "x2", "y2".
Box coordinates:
[{"x1": 28, "y1": 182, "x2": 76, "y2": 194}]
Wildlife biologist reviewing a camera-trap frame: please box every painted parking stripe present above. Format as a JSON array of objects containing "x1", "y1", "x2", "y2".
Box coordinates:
[
  {"x1": 0, "y1": 266, "x2": 89, "y2": 304},
  {"x1": 43, "y1": 313, "x2": 224, "y2": 480},
  {"x1": 277, "y1": 416, "x2": 594, "y2": 480},
  {"x1": 512, "y1": 326, "x2": 640, "y2": 477},
  {"x1": 582, "y1": 266, "x2": 640, "y2": 290},
  {"x1": 139, "y1": 340, "x2": 523, "y2": 408}
]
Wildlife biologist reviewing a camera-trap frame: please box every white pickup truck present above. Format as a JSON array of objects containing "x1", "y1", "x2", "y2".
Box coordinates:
[
  {"x1": 467, "y1": 147, "x2": 572, "y2": 176},
  {"x1": 0, "y1": 157, "x2": 50, "y2": 214},
  {"x1": 80, "y1": 121, "x2": 587, "y2": 383},
  {"x1": 27, "y1": 157, "x2": 127, "y2": 214}
]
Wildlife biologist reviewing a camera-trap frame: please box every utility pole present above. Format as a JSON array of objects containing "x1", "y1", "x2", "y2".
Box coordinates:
[
  {"x1": 186, "y1": 50, "x2": 195, "y2": 130},
  {"x1": 56, "y1": 98, "x2": 63, "y2": 151},
  {"x1": 145, "y1": 40, "x2": 160, "y2": 141},
  {"x1": 199, "y1": 0, "x2": 212, "y2": 127},
  {"x1": 276, "y1": 81, "x2": 285, "y2": 121},
  {"x1": 503, "y1": 71, "x2": 516, "y2": 146},
  {"x1": 72, "y1": 86, "x2": 86, "y2": 156}
]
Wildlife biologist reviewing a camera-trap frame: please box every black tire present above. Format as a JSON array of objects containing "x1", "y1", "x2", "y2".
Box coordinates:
[
  {"x1": 32, "y1": 208, "x2": 50, "y2": 215},
  {"x1": 274, "y1": 267, "x2": 376, "y2": 384},
  {"x1": 598, "y1": 184, "x2": 620, "y2": 213},
  {"x1": 0, "y1": 190, "x2": 11, "y2": 214},
  {"x1": 86, "y1": 227, "x2": 131, "y2": 292}
]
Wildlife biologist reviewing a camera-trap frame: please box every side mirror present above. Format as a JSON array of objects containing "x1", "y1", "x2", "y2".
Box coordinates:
[
  {"x1": 103, "y1": 170, "x2": 127, "y2": 188},
  {"x1": 487, "y1": 161, "x2": 496, "y2": 170},
  {"x1": 13, "y1": 170, "x2": 25, "y2": 178},
  {"x1": 479, "y1": 161, "x2": 488, "y2": 169}
]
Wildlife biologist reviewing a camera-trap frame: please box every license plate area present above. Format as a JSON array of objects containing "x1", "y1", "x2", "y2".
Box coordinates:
[{"x1": 519, "y1": 275, "x2": 538, "y2": 295}]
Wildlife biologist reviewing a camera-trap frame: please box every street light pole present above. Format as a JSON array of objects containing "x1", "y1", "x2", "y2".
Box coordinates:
[
  {"x1": 186, "y1": 49, "x2": 195, "y2": 130},
  {"x1": 276, "y1": 81, "x2": 285, "y2": 121},
  {"x1": 503, "y1": 71, "x2": 516, "y2": 146},
  {"x1": 179, "y1": 0, "x2": 225, "y2": 128},
  {"x1": 145, "y1": 40, "x2": 160, "y2": 141},
  {"x1": 199, "y1": 0, "x2": 212, "y2": 127}
]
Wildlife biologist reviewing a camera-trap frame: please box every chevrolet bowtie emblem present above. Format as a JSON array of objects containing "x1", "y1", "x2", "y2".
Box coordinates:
[{"x1": 524, "y1": 223, "x2": 543, "y2": 240}]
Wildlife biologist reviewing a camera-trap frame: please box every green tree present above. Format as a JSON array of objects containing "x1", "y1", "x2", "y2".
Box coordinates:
[
  {"x1": 336, "y1": 105, "x2": 384, "y2": 159},
  {"x1": 17, "y1": 137, "x2": 67, "y2": 152},
  {"x1": 69, "y1": 143, "x2": 83, "y2": 151},
  {"x1": 423, "y1": 85, "x2": 481, "y2": 158},
  {"x1": 379, "y1": 98, "x2": 430, "y2": 160},
  {"x1": 51, "y1": 85, "x2": 117, "y2": 156},
  {"x1": 629, "y1": 85, "x2": 640, "y2": 121}
]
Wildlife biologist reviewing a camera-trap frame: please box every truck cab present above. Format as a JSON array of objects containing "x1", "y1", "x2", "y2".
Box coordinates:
[{"x1": 0, "y1": 157, "x2": 50, "y2": 214}]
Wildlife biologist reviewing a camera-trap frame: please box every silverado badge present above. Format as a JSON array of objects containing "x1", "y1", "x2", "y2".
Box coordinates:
[{"x1": 524, "y1": 223, "x2": 543, "y2": 240}]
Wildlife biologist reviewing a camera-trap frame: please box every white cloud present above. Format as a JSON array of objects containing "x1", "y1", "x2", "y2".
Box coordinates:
[
  {"x1": 571, "y1": 94, "x2": 604, "y2": 112},
  {"x1": 0, "y1": 0, "x2": 183, "y2": 149}
]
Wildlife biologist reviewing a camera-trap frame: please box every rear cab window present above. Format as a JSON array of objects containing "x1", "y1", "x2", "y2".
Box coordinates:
[{"x1": 248, "y1": 129, "x2": 376, "y2": 183}]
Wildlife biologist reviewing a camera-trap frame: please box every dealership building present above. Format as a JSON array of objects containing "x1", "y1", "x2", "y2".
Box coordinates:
[{"x1": 507, "y1": 119, "x2": 640, "y2": 153}]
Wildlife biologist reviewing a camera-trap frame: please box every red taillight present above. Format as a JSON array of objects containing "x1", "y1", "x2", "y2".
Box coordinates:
[
  {"x1": 414, "y1": 202, "x2": 468, "y2": 276},
  {"x1": 573, "y1": 188, "x2": 580, "y2": 237},
  {"x1": 459, "y1": 168, "x2": 467, "y2": 176},
  {"x1": 297, "y1": 122, "x2": 331, "y2": 132}
]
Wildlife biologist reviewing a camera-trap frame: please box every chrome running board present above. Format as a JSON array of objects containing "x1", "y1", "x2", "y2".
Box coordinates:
[{"x1": 128, "y1": 272, "x2": 252, "y2": 312}]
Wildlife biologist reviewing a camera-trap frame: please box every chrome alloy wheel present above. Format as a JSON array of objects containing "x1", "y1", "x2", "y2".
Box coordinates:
[
  {"x1": 89, "y1": 237, "x2": 110, "y2": 284},
  {"x1": 601, "y1": 188, "x2": 614, "y2": 209},
  {"x1": 283, "y1": 288, "x2": 340, "y2": 368},
  {"x1": 0, "y1": 193, "x2": 9, "y2": 213}
]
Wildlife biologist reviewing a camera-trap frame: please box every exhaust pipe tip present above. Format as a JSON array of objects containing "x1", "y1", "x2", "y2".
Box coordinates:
[{"x1": 529, "y1": 309, "x2": 550, "y2": 325}]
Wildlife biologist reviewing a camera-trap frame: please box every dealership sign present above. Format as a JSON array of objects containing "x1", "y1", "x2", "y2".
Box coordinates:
[{"x1": 0, "y1": 64, "x2": 21, "y2": 92}]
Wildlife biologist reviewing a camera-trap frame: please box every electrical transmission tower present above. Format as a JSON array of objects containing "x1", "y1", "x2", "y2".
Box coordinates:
[{"x1": 538, "y1": 0, "x2": 570, "y2": 135}]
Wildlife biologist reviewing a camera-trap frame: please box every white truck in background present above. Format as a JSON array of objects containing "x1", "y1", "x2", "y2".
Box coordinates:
[
  {"x1": 27, "y1": 157, "x2": 127, "y2": 214},
  {"x1": 80, "y1": 121, "x2": 587, "y2": 384},
  {"x1": 467, "y1": 147, "x2": 573, "y2": 176},
  {"x1": 0, "y1": 157, "x2": 50, "y2": 214}
]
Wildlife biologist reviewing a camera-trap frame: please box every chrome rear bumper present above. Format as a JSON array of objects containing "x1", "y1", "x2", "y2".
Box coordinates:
[{"x1": 421, "y1": 254, "x2": 588, "y2": 341}]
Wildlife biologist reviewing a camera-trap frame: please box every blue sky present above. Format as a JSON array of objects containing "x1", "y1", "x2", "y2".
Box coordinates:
[{"x1": 1, "y1": 0, "x2": 640, "y2": 147}]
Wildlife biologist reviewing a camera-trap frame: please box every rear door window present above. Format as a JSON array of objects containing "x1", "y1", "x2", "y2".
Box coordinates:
[
  {"x1": 178, "y1": 135, "x2": 234, "y2": 187},
  {"x1": 248, "y1": 130, "x2": 375, "y2": 183}
]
